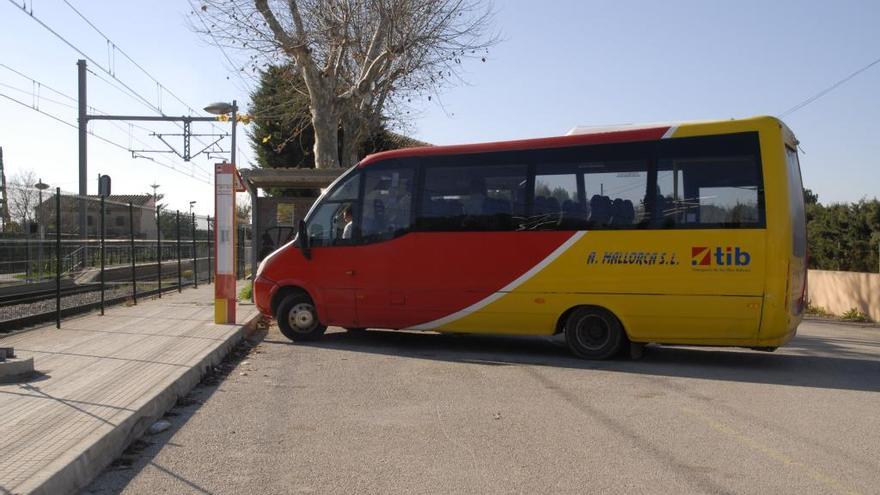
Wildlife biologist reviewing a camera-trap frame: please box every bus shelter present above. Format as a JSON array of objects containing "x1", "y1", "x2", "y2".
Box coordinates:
[{"x1": 239, "y1": 168, "x2": 345, "y2": 278}]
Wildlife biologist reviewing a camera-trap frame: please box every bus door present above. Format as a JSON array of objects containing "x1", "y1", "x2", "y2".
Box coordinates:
[
  {"x1": 351, "y1": 165, "x2": 417, "y2": 328},
  {"x1": 303, "y1": 174, "x2": 361, "y2": 327}
]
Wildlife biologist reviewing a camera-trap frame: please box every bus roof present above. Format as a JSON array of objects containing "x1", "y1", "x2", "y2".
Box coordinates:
[{"x1": 357, "y1": 115, "x2": 793, "y2": 168}]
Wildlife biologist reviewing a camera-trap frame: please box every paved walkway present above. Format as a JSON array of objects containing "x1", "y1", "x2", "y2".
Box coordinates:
[{"x1": 0, "y1": 285, "x2": 258, "y2": 495}]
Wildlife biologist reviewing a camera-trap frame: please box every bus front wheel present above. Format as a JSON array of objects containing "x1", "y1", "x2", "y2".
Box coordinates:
[
  {"x1": 277, "y1": 293, "x2": 327, "y2": 342},
  {"x1": 564, "y1": 307, "x2": 625, "y2": 360}
]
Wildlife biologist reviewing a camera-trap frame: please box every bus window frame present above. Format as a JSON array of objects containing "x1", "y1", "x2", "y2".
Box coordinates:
[
  {"x1": 354, "y1": 131, "x2": 766, "y2": 235},
  {"x1": 358, "y1": 160, "x2": 419, "y2": 244},
  {"x1": 302, "y1": 166, "x2": 362, "y2": 248},
  {"x1": 414, "y1": 152, "x2": 530, "y2": 232},
  {"x1": 651, "y1": 132, "x2": 766, "y2": 230}
]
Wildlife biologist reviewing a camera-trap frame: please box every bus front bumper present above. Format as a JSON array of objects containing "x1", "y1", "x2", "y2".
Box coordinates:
[{"x1": 254, "y1": 275, "x2": 276, "y2": 317}]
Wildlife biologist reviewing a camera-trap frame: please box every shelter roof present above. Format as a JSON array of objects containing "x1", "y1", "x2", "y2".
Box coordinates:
[{"x1": 240, "y1": 168, "x2": 346, "y2": 191}]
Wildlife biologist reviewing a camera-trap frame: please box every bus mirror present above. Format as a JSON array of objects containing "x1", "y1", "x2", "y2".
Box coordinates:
[{"x1": 298, "y1": 219, "x2": 311, "y2": 260}]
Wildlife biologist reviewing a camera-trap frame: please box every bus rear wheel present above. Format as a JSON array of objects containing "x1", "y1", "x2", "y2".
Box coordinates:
[
  {"x1": 564, "y1": 307, "x2": 625, "y2": 360},
  {"x1": 277, "y1": 293, "x2": 326, "y2": 342}
]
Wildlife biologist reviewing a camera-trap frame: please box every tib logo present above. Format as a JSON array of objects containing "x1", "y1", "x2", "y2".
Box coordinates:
[{"x1": 691, "y1": 246, "x2": 751, "y2": 266}]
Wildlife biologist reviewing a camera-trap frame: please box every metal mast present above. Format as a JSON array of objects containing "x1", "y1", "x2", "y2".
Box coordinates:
[{"x1": 0, "y1": 147, "x2": 10, "y2": 231}]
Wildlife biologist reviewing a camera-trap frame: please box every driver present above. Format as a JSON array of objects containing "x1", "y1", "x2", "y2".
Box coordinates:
[{"x1": 341, "y1": 206, "x2": 354, "y2": 240}]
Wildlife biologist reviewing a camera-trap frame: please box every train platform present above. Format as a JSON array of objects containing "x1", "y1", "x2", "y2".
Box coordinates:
[{"x1": 0, "y1": 284, "x2": 259, "y2": 495}]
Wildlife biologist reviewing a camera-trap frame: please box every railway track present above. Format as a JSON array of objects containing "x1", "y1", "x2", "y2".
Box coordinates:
[
  {"x1": 0, "y1": 284, "x2": 102, "y2": 306},
  {"x1": 0, "y1": 282, "x2": 188, "y2": 333}
]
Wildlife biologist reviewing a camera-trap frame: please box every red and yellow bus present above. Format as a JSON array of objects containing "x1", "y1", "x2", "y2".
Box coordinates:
[{"x1": 254, "y1": 116, "x2": 807, "y2": 359}]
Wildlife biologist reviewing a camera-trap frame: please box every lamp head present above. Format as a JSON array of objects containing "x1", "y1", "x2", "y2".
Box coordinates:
[{"x1": 203, "y1": 102, "x2": 234, "y2": 115}]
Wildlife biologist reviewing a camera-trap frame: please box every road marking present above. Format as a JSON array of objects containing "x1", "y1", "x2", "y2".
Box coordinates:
[{"x1": 680, "y1": 407, "x2": 861, "y2": 495}]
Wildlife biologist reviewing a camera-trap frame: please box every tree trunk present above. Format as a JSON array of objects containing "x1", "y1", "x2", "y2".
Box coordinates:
[
  {"x1": 310, "y1": 93, "x2": 340, "y2": 169},
  {"x1": 339, "y1": 112, "x2": 363, "y2": 168}
]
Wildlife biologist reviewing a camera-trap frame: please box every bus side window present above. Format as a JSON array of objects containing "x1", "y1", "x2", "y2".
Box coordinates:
[
  {"x1": 307, "y1": 202, "x2": 356, "y2": 246},
  {"x1": 656, "y1": 157, "x2": 762, "y2": 228},
  {"x1": 533, "y1": 172, "x2": 585, "y2": 230},
  {"x1": 580, "y1": 161, "x2": 648, "y2": 229},
  {"x1": 416, "y1": 164, "x2": 526, "y2": 231},
  {"x1": 305, "y1": 170, "x2": 361, "y2": 246},
  {"x1": 361, "y1": 166, "x2": 415, "y2": 242}
]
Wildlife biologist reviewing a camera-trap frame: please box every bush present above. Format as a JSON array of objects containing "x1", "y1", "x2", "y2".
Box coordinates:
[{"x1": 841, "y1": 307, "x2": 871, "y2": 323}]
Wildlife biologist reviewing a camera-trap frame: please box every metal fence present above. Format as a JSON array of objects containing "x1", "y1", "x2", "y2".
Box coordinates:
[{"x1": 0, "y1": 186, "x2": 251, "y2": 333}]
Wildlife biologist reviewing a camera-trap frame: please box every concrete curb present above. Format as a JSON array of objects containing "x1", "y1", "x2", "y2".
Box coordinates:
[
  {"x1": 0, "y1": 356, "x2": 35, "y2": 382},
  {"x1": 803, "y1": 315, "x2": 878, "y2": 328},
  {"x1": 21, "y1": 313, "x2": 262, "y2": 495}
]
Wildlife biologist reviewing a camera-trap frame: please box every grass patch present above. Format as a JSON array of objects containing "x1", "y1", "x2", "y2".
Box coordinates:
[
  {"x1": 805, "y1": 302, "x2": 831, "y2": 317},
  {"x1": 841, "y1": 307, "x2": 871, "y2": 323},
  {"x1": 239, "y1": 281, "x2": 252, "y2": 301}
]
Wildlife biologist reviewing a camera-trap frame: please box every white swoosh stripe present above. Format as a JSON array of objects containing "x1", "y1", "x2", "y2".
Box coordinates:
[
  {"x1": 661, "y1": 126, "x2": 678, "y2": 139},
  {"x1": 406, "y1": 231, "x2": 587, "y2": 331}
]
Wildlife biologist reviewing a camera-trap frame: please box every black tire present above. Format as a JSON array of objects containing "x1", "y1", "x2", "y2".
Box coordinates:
[
  {"x1": 564, "y1": 307, "x2": 625, "y2": 360},
  {"x1": 276, "y1": 293, "x2": 326, "y2": 342}
]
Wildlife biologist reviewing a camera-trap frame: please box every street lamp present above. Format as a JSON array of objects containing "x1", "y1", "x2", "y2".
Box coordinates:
[
  {"x1": 189, "y1": 201, "x2": 197, "y2": 215},
  {"x1": 34, "y1": 179, "x2": 50, "y2": 280},
  {"x1": 34, "y1": 178, "x2": 50, "y2": 211},
  {"x1": 203, "y1": 100, "x2": 238, "y2": 167}
]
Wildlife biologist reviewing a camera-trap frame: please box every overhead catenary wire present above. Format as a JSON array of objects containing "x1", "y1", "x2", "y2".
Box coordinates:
[
  {"x1": 61, "y1": 0, "x2": 230, "y2": 171},
  {"x1": 0, "y1": 63, "x2": 213, "y2": 179},
  {"x1": 2, "y1": 63, "x2": 155, "y2": 134},
  {"x1": 84, "y1": 67, "x2": 226, "y2": 167},
  {"x1": 0, "y1": 90, "x2": 211, "y2": 184},
  {"x1": 0, "y1": 81, "x2": 77, "y2": 110},
  {"x1": 84, "y1": 69, "x2": 216, "y2": 177},
  {"x1": 61, "y1": 0, "x2": 200, "y2": 115},
  {"x1": 7, "y1": 0, "x2": 227, "y2": 174},
  {"x1": 0, "y1": 63, "x2": 78, "y2": 104},
  {"x1": 780, "y1": 54, "x2": 880, "y2": 118},
  {"x1": 4, "y1": 0, "x2": 168, "y2": 118}
]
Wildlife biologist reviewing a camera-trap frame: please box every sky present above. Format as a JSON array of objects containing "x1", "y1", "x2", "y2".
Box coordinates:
[{"x1": 0, "y1": 0, "x2": 878, "y2": 216}]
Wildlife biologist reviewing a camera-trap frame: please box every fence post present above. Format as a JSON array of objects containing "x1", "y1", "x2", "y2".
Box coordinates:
[
  {"x1": 157, "y1": 205, "x2": 161, "y2": 298},
  {"x1": 237, "y1": 226, "x2": 244, "y2": 280},
  {"x1": 176, "y1": 210, "x2": 182, "y2": 292},
  {"x1": 130, "y1": 202, "x2": 137, "y2": 305},
  {"x1": 55, "y1": 188, "x2": 61, "y2": 329},
  {"x1": 207, "y1": 215, "x2": 212, "y2": 285},
  {"x1": 192, "y1": 212, "x2": 198, "y2": 288},
  {"x1": 99, "y1": 196, "x2": 105, "y2": 315},
  {"x1": 25, "y1": 234, "x2": 30, "y2": 282}
]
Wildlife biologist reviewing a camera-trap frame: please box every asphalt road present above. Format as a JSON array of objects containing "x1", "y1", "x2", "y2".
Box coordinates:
[{"x1": 86, "y1": 318, "x2": 880, "y2": 495}]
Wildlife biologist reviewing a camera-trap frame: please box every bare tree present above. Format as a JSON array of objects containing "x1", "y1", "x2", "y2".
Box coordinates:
[
  {"x1": 7, "y1": 169, "x2": 39, "y2": 232},
  {"x1": 191, "y1": 0, "x2": 497, "y2": 168}
]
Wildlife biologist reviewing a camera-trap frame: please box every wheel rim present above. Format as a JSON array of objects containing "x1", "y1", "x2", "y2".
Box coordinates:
[
  {"x1": 574, "y1": 314, "x2": 611, "y2": 351},
  {"x1": 288, "y1": 302, "x2": 317, "y2": 333}
]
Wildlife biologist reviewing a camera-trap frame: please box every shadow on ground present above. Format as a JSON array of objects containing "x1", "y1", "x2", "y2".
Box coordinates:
[
  {"x1": 86, "y1": 323, "x2": 269, "y2": 495},
  {"x1": 264, "y1": 327, "x2": 880, "y2": 393}
]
